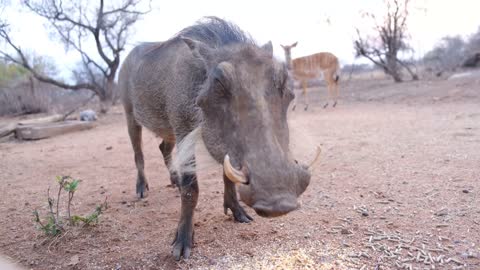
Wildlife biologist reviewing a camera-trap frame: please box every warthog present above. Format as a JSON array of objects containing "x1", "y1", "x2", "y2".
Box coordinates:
[{"x1": 119, "y1": 17, "x2": 318, "y2": 260}]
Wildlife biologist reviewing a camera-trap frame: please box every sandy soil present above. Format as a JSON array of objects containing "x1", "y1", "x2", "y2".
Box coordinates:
[{"x1": 0, "y1": 75, "x2": 479, "y2": 269}]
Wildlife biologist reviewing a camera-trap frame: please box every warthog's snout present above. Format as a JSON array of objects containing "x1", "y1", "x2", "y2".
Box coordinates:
[{"x1": 252, "y1": 195, "x2": 300, "y2": 217}]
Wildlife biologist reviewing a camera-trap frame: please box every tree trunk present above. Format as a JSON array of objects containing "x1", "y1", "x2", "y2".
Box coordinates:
[
  {"x1": 99, "y1": 80, "x2": 115, "y2": 114},
  {"x1": 28, "y1": 75, "x2": 36, "y2": 99},
  {"x1": 397, "y1": 59, "x2": 419, "y2": 81},
  {"x1": 391, "y1": 72, "x2": 403, "y2": 82},
  {"x1": 387, "y1": 54, "x2": 403, "y2": 83}
]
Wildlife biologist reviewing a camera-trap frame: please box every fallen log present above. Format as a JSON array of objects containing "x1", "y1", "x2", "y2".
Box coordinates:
[
  {"x1": 16, "y1": 121, "x2": 95, "y2": 140},
  {"x1": 17, "y1": 114, "x2": 64, "y2": 126},
  {"x1": 0, "y1": 123, "x2": 17, "y2": 138}
]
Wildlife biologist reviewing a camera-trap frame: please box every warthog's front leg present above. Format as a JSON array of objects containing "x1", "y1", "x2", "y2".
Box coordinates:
[
  {"x1": 172, "y1": 173, "x2": 198, "y2": 260},
  {"x1": 159, "y1": 140, "x2": 180, "y2": 187},
  {"x1": 223, "y1": 173, "x2": 252, "y2": 223}
]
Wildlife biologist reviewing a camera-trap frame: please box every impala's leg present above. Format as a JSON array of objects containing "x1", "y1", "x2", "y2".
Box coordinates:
[
  {"x1": 333, "y1": 80, "x2": 339, "y2": 108},
  {"x1": 302, "y1": 80, "x2": 309, "y2": 111},
  {"x1": 323, "y1": 71, "x2": 332, "y2": 109},
  {"x1": 159, "y1": 139, "x2": 180, "y2": 187},
  {"x1": 125, "y1": 112, "x2": 149, "y2": 198},
  {"x1": 292, "y1": 90, "x2": 297, "y2": 111},
  {"x1": 172, "y1": 161, "x2": 199, "y2": 260},
  {"x1": 223, "y1": 173, "x2": 253, "y2": 223}
]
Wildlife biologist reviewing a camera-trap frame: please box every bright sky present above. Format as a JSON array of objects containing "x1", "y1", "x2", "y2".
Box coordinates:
[{"x1": 2, "y1": 0, "x2": 479, "y2": 79}]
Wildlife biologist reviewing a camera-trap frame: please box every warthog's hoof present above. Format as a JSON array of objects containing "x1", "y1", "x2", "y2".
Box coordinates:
[
  {"x1": 172, "y1": 226, "x2": 194, "y2": 261},
  {"x1": 223, "y1": 200, "x2": 253, "y2": 223},
  {"x1": 224, "y1": 205, "x2": 253, "y2": 223},
  {"x1": 136, "y1": 181, "x2": 149, "y2": 199}
]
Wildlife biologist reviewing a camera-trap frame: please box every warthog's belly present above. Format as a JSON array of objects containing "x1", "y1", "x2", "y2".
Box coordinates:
[{"x1": 133, "y1": 107, "x2": 174, "y2": 140}]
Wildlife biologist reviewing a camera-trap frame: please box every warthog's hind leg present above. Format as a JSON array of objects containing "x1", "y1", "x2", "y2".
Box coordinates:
[
  {"x1": 172, "y1": 172, "x2": 198, "y2": 260},
  {"x1": 223, "y1": 173, "x2": 253, "y2": 223},
  {"x1": 126, "y1": 114, "x2": 149, "y2": 198},
  {"x1": 159, "y1": 140, "x2": 179, "y2": 187}
]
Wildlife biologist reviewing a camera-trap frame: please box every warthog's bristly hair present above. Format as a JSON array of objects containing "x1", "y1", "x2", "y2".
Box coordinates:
[
  {"x1": 171, "y1": 127, "x2": 221, "y2": 176},
  {"x1": 176, "y1": 16, "x2": 256, "y2": 47}
]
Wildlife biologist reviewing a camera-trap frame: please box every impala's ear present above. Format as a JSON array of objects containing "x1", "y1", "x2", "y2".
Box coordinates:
[
  {"x1": 280, "y1": 44, "x2": 286, "y2": 49},
  {"x1": 261, "y1": 41, "x2": 273, "y2": 58},
  {"x1": 291, "y1": 41, "x2": 298, "y2": 48}
]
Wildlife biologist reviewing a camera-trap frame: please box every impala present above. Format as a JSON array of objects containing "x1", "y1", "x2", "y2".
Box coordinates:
[{"x1": 281, "y1": 42, "x2": 340, "y2": 110}]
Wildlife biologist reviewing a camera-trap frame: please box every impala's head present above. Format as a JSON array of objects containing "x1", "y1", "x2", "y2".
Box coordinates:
[
  {"x1": 280, "y1": 42, "x2": 298, "y2": 69},
  {"x1": 181, "y1": 36, "x2": 318, "y2": 218}
]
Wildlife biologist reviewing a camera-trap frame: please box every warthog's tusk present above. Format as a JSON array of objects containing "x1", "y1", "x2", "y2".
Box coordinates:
[
  {"x1": 308, "y1": 146, "x2": 322, "y2": 168},
  {"x1": 224, "y1": 155, "x2": 248, "y2": 184}
]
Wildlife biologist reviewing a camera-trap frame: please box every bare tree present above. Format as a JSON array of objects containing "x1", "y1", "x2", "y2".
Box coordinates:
[
  {"x1": 0, "y1": 0, "x2": 151, "y2": 112},
  {"x1": 354, "y1": 0, "x2": 418, "y2": 82}
]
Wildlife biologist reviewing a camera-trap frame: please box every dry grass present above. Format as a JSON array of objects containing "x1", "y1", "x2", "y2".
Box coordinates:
[{"x1": 0, "y1": 79, "x2": 95, "y2": 116}]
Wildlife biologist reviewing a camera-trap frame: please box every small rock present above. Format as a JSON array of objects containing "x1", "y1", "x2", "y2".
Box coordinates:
[
  {"x1": 80, "y1": 109, "x2": 97, "y2": 121},
  {"x1": 435, "y1": 208, "x2": 448, "y2": 216},
  {"x1": 461, "y1": 251, "x2": 478, "y2": 259},
  {"x1": 106, "y1": 146, "x2": 113, "y2": 150},
  {"x1": 68, "y1": 255, "x2": 80, "y2": 266},
  {"x1": 341, "y1": 228, "x2": 351, "y2": 235},
  {"x1": 361, "y1": 211, "x2": 369, "y2": 217},
  {"x1": 462, "y1": 189, "x2": 470, "y2": 194}
]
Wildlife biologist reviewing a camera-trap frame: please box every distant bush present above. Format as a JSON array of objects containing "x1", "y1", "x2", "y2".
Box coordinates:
[
  {"x1": 423, "y1": 36, "x2": 466, "y2": 72},
  {"x1": 0, "y1": 79, "x2": 94, "y2": 116},
  {"x1": 0, "y1": 79, "x2": 49, "y2": 115},
  {"x1": 423, "y1": 26, "x2": 480, "y2": 73},
  {"x1": 0, "y1": 58, "x2": 95, "y2": 116}
]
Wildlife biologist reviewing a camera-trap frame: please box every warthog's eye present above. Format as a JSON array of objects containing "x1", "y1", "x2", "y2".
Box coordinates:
[{"x1": 213, "y1": 78, "x2": 230, "y2": 99}]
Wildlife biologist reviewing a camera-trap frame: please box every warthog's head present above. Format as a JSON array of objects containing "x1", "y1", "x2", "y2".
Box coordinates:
[{"x1": 182, "y1": 37, "x2": 319, "y2": 217}]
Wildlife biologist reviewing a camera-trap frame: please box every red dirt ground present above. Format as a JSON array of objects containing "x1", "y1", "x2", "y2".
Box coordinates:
[{"x1": 0, "y1": 75, "x2": 479, "y2": 269}]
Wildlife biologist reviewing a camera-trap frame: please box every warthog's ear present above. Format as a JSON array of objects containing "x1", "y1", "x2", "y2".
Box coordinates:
[
  {"x1": 181, "y1": 36, "x2": 212, "y2": 61},
  {"x1": 261, "y1": 41, "x2": 273, "y2": 58}
]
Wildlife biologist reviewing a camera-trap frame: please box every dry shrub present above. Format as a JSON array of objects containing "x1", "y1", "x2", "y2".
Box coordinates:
[
  {"x1": 0, "y1": 83, "x2": 49, "y2": 116},
  {"x1": 0, "y1": 79, "x2": 94, "y2": 116}
]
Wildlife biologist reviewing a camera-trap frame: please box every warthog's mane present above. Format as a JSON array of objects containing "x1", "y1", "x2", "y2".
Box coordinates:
[
  {"x1": 171, "y1": 127, "x2": 220, "y2": 176},
  {"x1": 176, "y1": 16, "x2": 257, "y2": 48}
]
